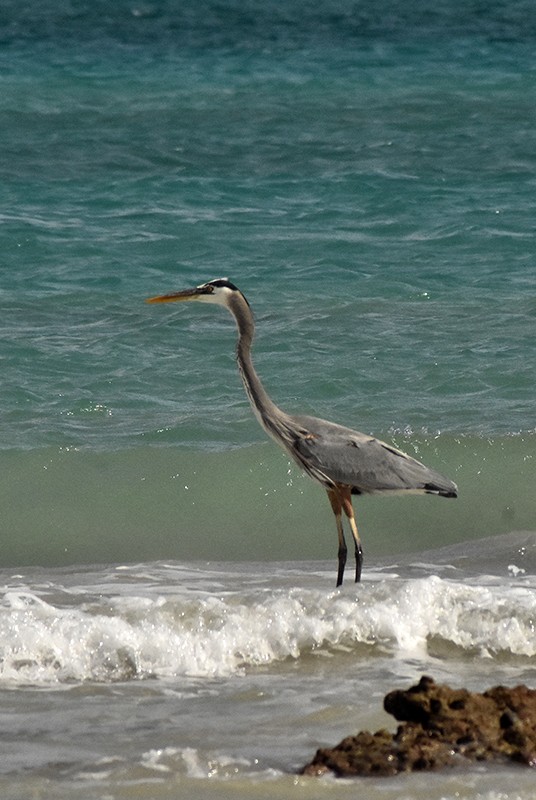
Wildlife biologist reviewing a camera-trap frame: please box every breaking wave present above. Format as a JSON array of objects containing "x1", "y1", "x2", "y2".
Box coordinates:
[{"x1": 1, "y1": 550, "x2": 535, "y2": 686}]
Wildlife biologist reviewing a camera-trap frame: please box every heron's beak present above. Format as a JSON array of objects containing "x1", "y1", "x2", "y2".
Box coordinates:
[{"x1": 146, "y1": 288, "x2": 202, "y2": 304}]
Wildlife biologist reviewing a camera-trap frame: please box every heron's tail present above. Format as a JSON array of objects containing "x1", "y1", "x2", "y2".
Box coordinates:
[{"x1": 423, "y1": 481, "x2": 458, "y2": 498}]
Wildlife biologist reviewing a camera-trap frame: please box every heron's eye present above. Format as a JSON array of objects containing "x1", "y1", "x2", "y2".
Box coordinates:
[{"x1": 206, "y1": 285, "x2": 214, "y2": 293}]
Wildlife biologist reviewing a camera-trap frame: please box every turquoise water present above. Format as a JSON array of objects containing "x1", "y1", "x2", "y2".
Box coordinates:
[
  {"x1": 1, "y1": 29, "x2": 535, "y2": 564},
  {"x1": 1, "y1": 2, "x2": 536, "y2": 798}
]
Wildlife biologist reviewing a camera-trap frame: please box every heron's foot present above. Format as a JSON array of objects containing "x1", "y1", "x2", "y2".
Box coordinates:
[
  {"x1": 355, "y1": 544, "x2": 363, "y2": 583},
  {"x1": 336, "y1": 543, "x2": 347, "y2": 588}
]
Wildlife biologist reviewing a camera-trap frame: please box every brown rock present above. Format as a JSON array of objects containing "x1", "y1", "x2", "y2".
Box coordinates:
[{"x1": 300, "y1": 675, "x2": 536, "y2": 777}]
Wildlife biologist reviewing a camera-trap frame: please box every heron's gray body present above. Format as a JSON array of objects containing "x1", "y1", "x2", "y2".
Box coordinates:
[
  {"x1": 288, "y1": 414, "x2": 457, "y2": 497},
  {"x1": 147, "y1": 278, "x2": 457, "y2": 586}
]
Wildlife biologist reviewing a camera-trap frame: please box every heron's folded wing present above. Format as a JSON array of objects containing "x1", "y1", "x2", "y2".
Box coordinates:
[{"x1": 291, "y1": 417, "x2": 457, "y2": 497}]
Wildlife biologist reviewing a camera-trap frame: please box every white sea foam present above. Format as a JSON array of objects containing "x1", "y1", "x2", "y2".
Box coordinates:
[
  {"x1": 139, "y1": 746, "x2": 278, "y2": 782},
  {"x1": 0, "y1": 571, "x2": 535, "y2": 686}
]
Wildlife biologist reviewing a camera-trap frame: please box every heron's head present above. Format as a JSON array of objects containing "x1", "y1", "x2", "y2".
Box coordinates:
[{"x1": 146, "y1": 278, "x2": 247, "y2": 308}]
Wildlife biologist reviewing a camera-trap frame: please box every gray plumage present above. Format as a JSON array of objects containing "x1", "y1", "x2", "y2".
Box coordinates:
[
  {"x1": 147, "y1": 278, "x2": 457, "y2": 587},
  {"x1": 289, "y1": 415, "x2": 457, "y2": 497}
]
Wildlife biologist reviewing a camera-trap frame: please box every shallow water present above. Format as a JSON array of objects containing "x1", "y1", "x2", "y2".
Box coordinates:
[{"x1": 1, "y1": 537, "x2": 536, "y2": 799}]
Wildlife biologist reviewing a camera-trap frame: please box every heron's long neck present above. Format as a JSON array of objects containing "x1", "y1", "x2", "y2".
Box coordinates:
[{"x1": 229, "y1": 294, "x2": 292, "y2": 442}]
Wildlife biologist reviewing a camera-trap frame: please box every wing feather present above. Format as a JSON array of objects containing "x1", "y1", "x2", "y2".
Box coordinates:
[{"x1": 288, "y1": 414, "x2": 457, "y2": 497}]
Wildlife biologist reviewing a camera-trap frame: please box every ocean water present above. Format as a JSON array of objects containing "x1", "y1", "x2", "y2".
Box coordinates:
[{"x1": 1, "y1": 1, "x2": 536, "y2": 798}]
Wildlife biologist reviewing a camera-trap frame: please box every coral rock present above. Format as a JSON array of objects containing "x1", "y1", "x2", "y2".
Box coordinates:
[{"x1": 300, "y1": 675, "x2": 536, "y2": 777}]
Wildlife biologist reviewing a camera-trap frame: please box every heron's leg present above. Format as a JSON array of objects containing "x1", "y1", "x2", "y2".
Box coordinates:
[
  {"x1": 341, "y1": 491, "x2": 363, "y2": 583},
  {"x1": 327, "y1": 488, "x2": 347, "y2": 587}
]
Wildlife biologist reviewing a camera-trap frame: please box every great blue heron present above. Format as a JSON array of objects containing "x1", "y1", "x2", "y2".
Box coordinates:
[{"x1": 147, "y1": 278, "x2": 457, "y2": 586}]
